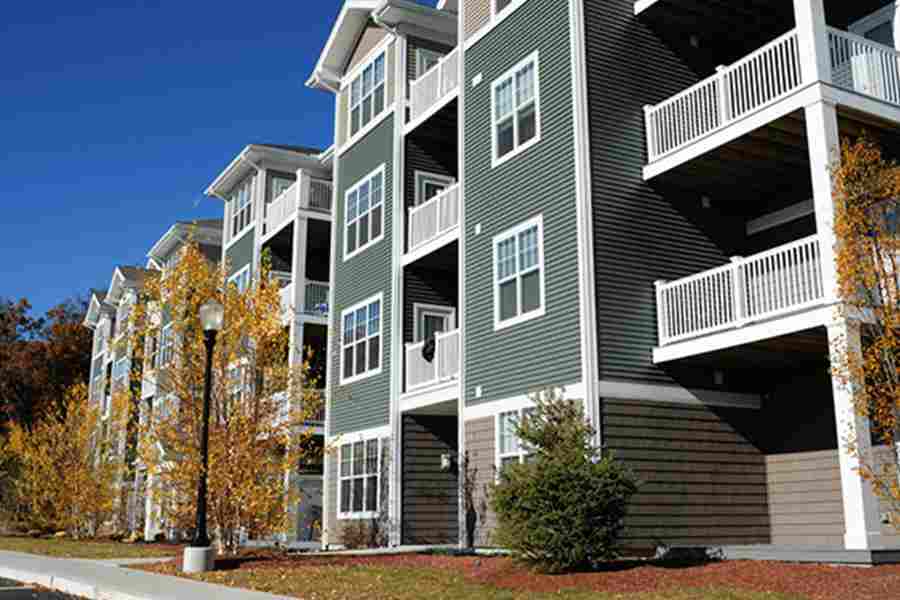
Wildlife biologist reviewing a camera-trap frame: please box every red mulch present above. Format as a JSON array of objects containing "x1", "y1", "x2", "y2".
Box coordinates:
[{"x1": 140, "y1": 552, "x2": 900, "y2": 600}]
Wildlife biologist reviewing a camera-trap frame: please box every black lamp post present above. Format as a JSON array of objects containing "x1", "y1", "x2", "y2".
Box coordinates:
[{"x1": 183, "y1": 299, "x2": 224, "y2": 573}]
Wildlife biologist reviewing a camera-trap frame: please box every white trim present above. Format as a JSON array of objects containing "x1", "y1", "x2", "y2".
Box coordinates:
[
  {"x1": 342, "y1": 164, "x2": 386, "y2": 262},
  {"x1": 413, "y1": 170, "x2": 456, "y2": 207},
  {"x1": 568, "y1": 0, "x2": 601, "y2": 444},
  {"x1": 341, "y1": 36, "x2": 393, "y2": 91},
  {"x1": 653, "y1": 304, "x2": 835, "y2": 364},
  {"x1": 224, "y1": 174, "x2": 257, "y2": 250},
  {"x1": 401, "y1": 226, "x2": 460, "y2": 266},
  {"x1": 346, "y1": 49, "x2": 389, "y2": 141},
  {"x1": 403, "y1": 87, "x2": 460, "y2": 136},
  {"x1": 412, "y1": 302, "x2": 457, "y2": 342},
  {"x1": 746, "y1": 200, "x2": 815, "y2": 236},
  {"x1": 338, "y1": 292, "x2": 384, "y2": 386},
  {"x1": 228, "y1": 264, "x2": 252, "y2": 294},
  {"x1": 400, "y1": 380, "x2": 459, "y2": 414},
  {"x1": 336, "y1": 106, "x2": 396, "y2": 159},
  {"x1": 490, "y1": 51, "x2": 542, "y2": 170},
  {"x1": 492, "y1": 214, "x2": 546, "y2": 331},
  {"x1": 464, "y1": 0, "x2": 532, "y2": 51},
  {"x1": 596, "y1": 380, "x2": 762, "y2": 410},
  {"x1": 456, "y1": 0, "x2": 468, "y2": 548},
  {"x1": 464, "y1": 383, "x2": 586, "y2": 421},
  {"x1": 633, "y1": 0, "x2": 658, "y2": 15},
  {"x1": 327, "y1": 424, "x2": 391, "y2": 445}
]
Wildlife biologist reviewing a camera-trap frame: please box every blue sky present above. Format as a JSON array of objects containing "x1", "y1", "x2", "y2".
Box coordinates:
[{"x1": 0, "y1": 1, "x2": 350, "y2": 316}]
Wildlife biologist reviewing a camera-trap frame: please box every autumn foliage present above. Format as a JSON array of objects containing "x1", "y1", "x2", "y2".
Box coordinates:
[
  {"x1": 832, "y1": 135, "x2": 900, "y2": 529},
  {"x1": 126, "y1": 241, "x2": 322, "y2": 553}
]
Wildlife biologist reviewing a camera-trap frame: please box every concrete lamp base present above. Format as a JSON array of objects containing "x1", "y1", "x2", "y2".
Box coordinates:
[{"x1": 182, "y1": 546, "x2": 216, "y2": 573}]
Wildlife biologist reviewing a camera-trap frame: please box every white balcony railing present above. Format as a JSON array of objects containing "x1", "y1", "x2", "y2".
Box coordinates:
[
  {"x1": 303, "y1": 281, "x2": 330, "y2": 317},
  {"x1": 264, "y1": 177, "x2": 334, "y2": 237},
  {"x1": 405, "y1": 329, "x2": 460, "y2": 391},
  {"x1": 645, "y1": 29, "x2": 802, "y2": 162},
  {"x1": 408, "y1": 183, "x2": 460, "y2": 252},
  {"x1": 410, "y1": 47, "x2": 460, "y2": 123},
  {"x1": 828, "y1": 27, "x2": 900, "y2": 106},
  {"x1": 656, "y1": 235, "x2": 825, "y2": 346}
]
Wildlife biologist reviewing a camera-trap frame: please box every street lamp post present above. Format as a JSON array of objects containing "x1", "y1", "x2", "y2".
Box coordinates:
[{"x1": 183, "y1": 299, "x2": 224, "y2": 574}]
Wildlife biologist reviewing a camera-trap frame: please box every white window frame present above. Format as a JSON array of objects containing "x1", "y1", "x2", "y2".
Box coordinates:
[
  {"x1": 491, "y1": 51, "x2": 542, "y2": 169},
  {"x1": 159, "y1": 323, "x2": 174, "y2": 367},
  {"x1": 348, "y1": 50, "x2": 387, "y2": 139},
  {"x1": 339, "y1": 293, "x2": 384, "y2": 386},
  {"x1": 412, "y1": 303, "x2": 457, "y2": 343},
  {"x1": 415, "y1": 48, "x2": 443, "y2": 79},
  {"x1": 495, "y1": 407, "x2": 535, "y2": 474},
  {"x1": 229, "y1": 175, "x2": 255, "y2": 241},
  {"x1": 337, "y1": 436, "x2": 382, "y2": 520},
  {"x1": 413, "y1": 171, "x2": 455, "y2": 207},
  {"x1": 343, "y1": 165, "x2": 386, "y2": 261},
  {"x1": 229, "y1": 265, "x2": 252, "y2": 294},
  {"x1": 492, "y1": 214, "x2": 546, "y2": 331}
]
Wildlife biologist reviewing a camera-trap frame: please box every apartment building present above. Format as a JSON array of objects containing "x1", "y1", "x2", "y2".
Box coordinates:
[
  {"x1": 204, "y1": 143, "x2": 334, "y2": 546},
  {"x1": 307, "y1": 0, "x2": 900, "y2": 563}
]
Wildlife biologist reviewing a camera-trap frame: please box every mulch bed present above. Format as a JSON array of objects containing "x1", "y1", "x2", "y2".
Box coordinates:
[{"x1": 139, "y1": 552, "x2": 900, "y2": 600}]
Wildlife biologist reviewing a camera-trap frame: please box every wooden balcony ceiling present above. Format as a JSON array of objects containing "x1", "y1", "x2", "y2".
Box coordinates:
[
  {"x1": 673, "y1": 327, "x2": 828, "y2": 371},
  {"x1": 638, "y1": 1, "x2": 890, "y2": 71}
]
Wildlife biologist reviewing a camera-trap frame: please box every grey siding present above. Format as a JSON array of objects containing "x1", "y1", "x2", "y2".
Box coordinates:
[
  {"x1": 463, "y1": 0, "x2": 582, "y2": 407},
  {"x1": 766, "y1": 450, "x2": 844, "y2": 546},
  {"x1": 402, "y1": 415, "x2": 459, "y2": 545},
  {"x1": 584, "y1": 0, "x2": 746, "y2": 384},
  {"x1": 225, "y1": 228, "x2": 254, "y2": 277},
  {"x1": 464, "y1": 416, "x2": 497, "y2": 546},
  {"x1": 603, "y1": 399, "x2": 770, "y2": 552},
  {"x1": 404, "y1": 266, "x2": 458, "y2": 345},
  {"x1": 329, "y1": 115, "x2": 395, "y2": 436}
]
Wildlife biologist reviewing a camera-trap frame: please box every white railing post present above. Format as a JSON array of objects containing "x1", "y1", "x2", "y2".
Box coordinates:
[
  {"x1": 655, "y1": 280, "x2": 668, "y2": 346},
  {"x1": 793, "y1": 0, "x2": 831, "y2": 85},
  {"x1": 644, "y1": 105, "x2": 655, "y2": 162},
  {"x1": 715, "y1": 65, "x2": 728, "y2": 126},
  {"x1": 730, "y1": 257, "x2": 746, "y2": 327}
]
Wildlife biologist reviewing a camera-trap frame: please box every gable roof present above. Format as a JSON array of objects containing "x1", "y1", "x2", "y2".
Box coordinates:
[
  {"x1": 147, "y1": 219, "x2": 223, "y2": 264},
  {"x1": 204, "y1": 144, "x2": 328, "y2": 199}
]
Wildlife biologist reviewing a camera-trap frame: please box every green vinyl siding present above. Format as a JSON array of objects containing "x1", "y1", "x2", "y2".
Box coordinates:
[
  {"x1": 225, "y1": 228, "x2": 254, "y2": 277},
  {"x1": 330, "y1": 115, "x2": 395, "y2": 435},
  {"x1": 463, "y1": 0, "x2": 582, "y2": 407}
]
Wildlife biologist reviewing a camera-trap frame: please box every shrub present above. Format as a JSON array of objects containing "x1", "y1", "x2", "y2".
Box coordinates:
[{"x1": 490, "y1": 389, "x2": 639, "y2": 573}]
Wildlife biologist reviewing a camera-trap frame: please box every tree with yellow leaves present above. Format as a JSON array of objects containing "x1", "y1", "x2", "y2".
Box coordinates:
[
  {"x1": 127, "y1": 240, "x2": 322, "y2": 554},
  {"x1": 1, "y1": 382, "x2": 121, "y2": 536},
  {"x1": 832, "y1": 135, "x2": 900, "y2": 530}
]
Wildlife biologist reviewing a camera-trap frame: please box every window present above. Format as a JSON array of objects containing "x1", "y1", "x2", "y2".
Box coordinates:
[
  {"x1": 344, "y1": 166, "x2": 384, "y2": 259},
  {"x1": 340, "y1": 295, "x2": 382, "y2": 384},
  {"x1": 349, "y1": 52, "x2": 386, "y2": 137},
  {"x1": 269, "y1": 175, "x2": 294, "y2": 203},
  {"x1": 493, "y1": 215, "x2": 545, "y2": 329},
  {"x1": 415, "y1": 48, "x2": 443, "y2": 78},
  {"x1": 338, "y1": 438, "x2": 381, "y2": 519},
  {"x1": 414, "y1": 171, "x2": 455, "y2": 207},
  {"x1": 229, "y1": 266, "x2": 251, "y2": 294},
  {"x1": 413, "y1": 303, "x2": 456, "y2": 342},
  {"x1": 492, "y1": 52, "x2": 540, "y2": 167},
  {"x1": 229, "y1": 176, "x2": 254, "y2": 238},
  {"x1": 493, "y1": 0, "x2": 514, "y2": 15},
  {"x1": 497, "y1": 407, "x2": 535, "y2": 472},
  {"x1": 112, "y1": 356, "x2": 129, "y2": 390},
  {"x1": 159, "y1": 324, "x2": 174, "y2": 367}
]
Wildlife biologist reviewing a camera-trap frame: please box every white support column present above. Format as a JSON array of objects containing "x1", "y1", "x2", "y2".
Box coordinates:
[
  {"x1": 827, "y1": 319, "x2": 885, "y2": 550},
  {"x1": 804, "y1": 99, "x2": 841, "y2": 303},
  {"x1": 793, "y1": 0, "x2": 832, "y2": 85}
]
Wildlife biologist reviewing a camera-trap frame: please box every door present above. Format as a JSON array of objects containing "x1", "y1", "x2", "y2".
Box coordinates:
[{"x1": 413, "y1": 303, "x2": 456, "y2": 342}]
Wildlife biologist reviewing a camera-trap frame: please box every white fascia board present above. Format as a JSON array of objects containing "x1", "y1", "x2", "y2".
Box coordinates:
[
  {"x1": 205, "y1": 146, "x2": 253, "y2": 198},
  {"x1": 634, "y1": 0, "x2": 660, "y2": 15},
  {"x1": 308, "y1": 1, "x2": 380, "y2": 92},
  {"x1": 596, "y1": 380, "x2": 762, "y2": 410}
]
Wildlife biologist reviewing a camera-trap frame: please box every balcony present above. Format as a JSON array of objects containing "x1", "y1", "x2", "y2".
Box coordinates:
[
  {"x1": 277, "y1": 276, "x2": 330, "y2": 322},
  {"x1": 405, "y1": 329, "x2": 460, "y2": 392},
  {"x1": 406, "y1": 183, "x2": 460, "y2": 260},
  {"x1": 654, "y1": 235, "x2": 829, "y2": 362},
  {"x1": 263, "y1": 177, "x2": 333, "y2": 239},
  {"x1": 644, "y1": 27, "x2": 900, "y2": 178},
  {"x1": 409, "y1": 47, "x2": 460, "y2": 128}
]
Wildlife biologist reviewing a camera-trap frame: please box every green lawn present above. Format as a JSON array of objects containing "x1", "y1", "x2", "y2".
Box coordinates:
[{"x1": 0, "y1": 536, "x2": 179, "y2": 560}]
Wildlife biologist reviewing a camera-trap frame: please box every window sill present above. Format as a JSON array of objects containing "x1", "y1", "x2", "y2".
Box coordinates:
[
  {"x1": 337, "y1": 107, "x2": 395, "y2": 159},
  {"x1": 337, "y1": 511, "x2": 378, "y2": 521},
  {"x1": 491, "y1": 134, "x2": 542, "y2": 170},
  {"x1": 226, "y1": 223, "x2": 256, "y2": 250},
  {"x1": 343, "y1": 235, "x2": 385, "y2": 263},
  {"x1": 339, "y1": 367, "x2": 383, "y2": 387},
  {"x1": 494, "y1": 306, "x2": 546, "y2": 332}
]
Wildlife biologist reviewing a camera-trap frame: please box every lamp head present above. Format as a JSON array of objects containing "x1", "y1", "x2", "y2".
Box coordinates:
[{"x1": 199, "y1": 299, "x2": 225, "y2": 333}]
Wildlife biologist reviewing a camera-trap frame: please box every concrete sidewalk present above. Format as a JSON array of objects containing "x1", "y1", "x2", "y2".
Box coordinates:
[{"x1": 0, "y1": 551, "x2": 292, "y2": 600}]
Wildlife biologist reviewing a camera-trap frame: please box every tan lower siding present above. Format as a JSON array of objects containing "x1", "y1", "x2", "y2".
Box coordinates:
[
  {"x1": 604, "y1": 399, "x2": 769, "y2": 553},
  {"x1": 465, "y1": 416, "x2": 497, "y2": 546},
  {"x1": 464, "y1": 0, "x2": 490, "y2": 41}
]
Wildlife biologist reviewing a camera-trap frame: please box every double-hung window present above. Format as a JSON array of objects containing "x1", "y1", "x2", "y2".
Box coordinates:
[
  {"x1": 492, "y1": 52, "x2": 540, "y2": 167},
  {"x1": 338, "y1": 438, "x2": 381, "y2": 519},
  {"x1": 340, "y1": 294, "x2": 382, "y2": 384},
  {"x1": 497, "y1": 407, "x2": 535, "y2": 472},
  {"x1": 344, "y1": 166, "x2": 384, "y2": 259},
  {"x1": 229, "y1": 266, "x2": 252, "y2": 294},
  {"x1": 493, "y1": 215, "x2": 545, "y2": 329},
  {"x1": 349, "y1": 52, "x2": 386, "y2": 138},
  {"x1": 159, "y1": 324, "x2": 174, "y2": 367},
  {"x1": 415, "y1": 48, "x2": 443, "y2": 78},
  {"x1": 112, "y1": 356, "x2": 129, "y2": 390},
  {"x1": 230, "y1": 177, "x2": 254, "y2": 239}
]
